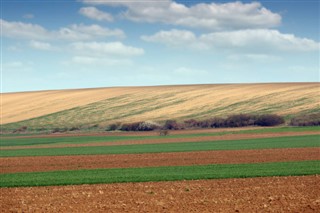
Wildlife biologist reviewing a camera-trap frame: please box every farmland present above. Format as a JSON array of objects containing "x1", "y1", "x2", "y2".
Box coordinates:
[
  {"x1": 1, "y1": 176, "x2": 318, "y2": 212},
  {"x1": 1, "y1": 83, "x2": 319, "y2": 131},
  {"x1": 1, "y1": 83, "x2": 320, "y2": 212},
  {"x1": 2, "y1": 0, "x2": 319, "y2": 210},
  {"x1": 1, "y1": 126, "x2": 319, "y2": 212}
]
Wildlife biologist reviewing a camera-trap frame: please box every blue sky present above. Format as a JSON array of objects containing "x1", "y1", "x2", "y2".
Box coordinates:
[{"x1": 1, "y1": 0, "x2": 319, "y2": 92}]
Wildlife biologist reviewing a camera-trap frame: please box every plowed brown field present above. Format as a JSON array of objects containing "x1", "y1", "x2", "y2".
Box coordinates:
[
  {"x1": 1, "y1": 148, "x2": 319, "y2": 173},
  {"x1": 1, "y1": 175, "x2": 319, "y2": 212},
  {"x1": 1, "y1": 129, "x2": 319, "y2": 212},
  {"x1": 3, "y1": 131, "x2": 319, "y2": 150}
]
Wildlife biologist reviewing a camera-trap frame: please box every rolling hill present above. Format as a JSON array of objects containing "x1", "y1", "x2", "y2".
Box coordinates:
[{"x1": 1, "y1": 83, "x2": 319, "y2": 131}]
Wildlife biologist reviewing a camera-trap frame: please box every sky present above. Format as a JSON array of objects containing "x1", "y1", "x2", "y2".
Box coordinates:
[{"x1": 1, "y1": 0, "x2": 319, "y2": 92}]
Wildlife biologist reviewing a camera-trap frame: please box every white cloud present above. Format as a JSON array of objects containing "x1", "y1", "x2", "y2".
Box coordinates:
[
  {"x1": 1, "y1": 19, "x2": 124, "y2": 41},
  {"x1": 82, "y1": 0, "x2": 281, "y2": 30},
  {"x1": 141, "y1": 29, "x2": 197, "y2": 47},
  {"x1": 142, "y1": 29, "x2": 320, "y2": 52},
  {"x1": 200, "y1": 29, "x2": 320, "y2": 52},
  {"x1": 70, "y1": 42, "x2": 144, "y2": 56},
  {"x1": 79, "y1": 7, "x2": 113, "y2": 22},
  {"x1": 1, "y1": 19, "x2": 50, "y2": 40},
  {"x1": 29, "y1": 40, "x2": 55, "y2": 51},
  {"x1": 59, "y1": 24, "x2": 124, "y2": 40}
]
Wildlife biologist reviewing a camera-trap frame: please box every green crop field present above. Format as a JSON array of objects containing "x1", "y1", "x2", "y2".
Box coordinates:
[
  {"x1": 1, "y1": 161, "x2": 319, "y2": 187},
  {"x1": 1, "y1": 126, "x2": 319, "y2": 147},
  {"x1": 1, "y1": 125, "x2": 319, "y2": 193},
  {"x1": 1, "y1": 135, "x2": 319, "y2": 157}
]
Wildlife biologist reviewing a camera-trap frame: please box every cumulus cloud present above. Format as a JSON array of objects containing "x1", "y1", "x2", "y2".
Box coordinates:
[
  {"x1": 82, "y1": 0, "x2": 281, "y2": 30},
  {"x1": 29, "y1": 40, "x2": 55, "y2": 51},
  {"x1": 1, "y1": 19, "x2": 50, "y2": 40},
  {"x1": 200, "y1": 29, "x2": 320, "y2": 52},
  {"x1": 79, "y1": 7, "x2": 113, "y2": 22},
  {"x1": 1, "y1": 19, "x2": 124, "y2": 41},
  {"x1": 70, "y1": 42, "x2": 144, "y2": 56},
  {"x1": 142, "y1": 29, "x2": 320, "y2": 52},
  {"x1": 142, "y1": 29, "x2": 196, "y2": 46}
]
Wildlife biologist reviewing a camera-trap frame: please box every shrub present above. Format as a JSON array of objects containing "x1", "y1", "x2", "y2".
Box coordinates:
[
  {"x1": 12, "y1": 126, "x2": 28, "y2": 133},
  {"x1": 137, "y1": 121, "x2": 161, "y2": 131},
  {"x1": 197, "y1": 119, "x2": 212, "y2": 128},
  {"x1": 210, "y1": 117, "x2": 225, "y2": 128},
  {"x1": 52, "y1": 127, "x2": 68, "y2": 133},
  {"x1": 69, "y1": 127, "x2": 80, "y2": 131},
  {"x1": 119, "y1": 122, "x2": 140, "y2": 131},
  {"x1": 159, "y1": 130, "x2": 169, "y2": 136},
  {"x1": 35, "y1": 127, "x2": 47, "y2": 132},
  {"x1": 119, "y1": 121, "x2": 160, "y2": 131},
  {"x1": 184, "y1": 119, "x2": 199, "y2": 128},
  {"x1": 52, "y1": 128, "x2": 60, "y2": 133},
  {"x1": 90, "y1": 124, "x2": 99, "y2": 129},
  {"x1": 107, "y1": 123, "x2": 121, "y2": 131},
  {"x1": 184, "y1": 118, "x2": 226, "y2": 129},
  {"x1": 255, "y1": 114, "x2": 284, "y2": 126},
  {"x1": 290, "y1": 113, "x2": 320, "y2": 126},
  {"x1": 225, "y1": 114, "x2": 256, "y2": 127},
  {"x1": 163, "y1": 120, "x2": 181, "y2": 130}
]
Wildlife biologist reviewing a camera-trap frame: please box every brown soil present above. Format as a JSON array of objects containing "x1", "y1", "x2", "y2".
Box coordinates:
[
  {"x1": 1, "y1": 175, "x2": 319, "y2": 212},
  {"x1": 2, "y1": 131, "x2": 319, "y2": 150},
  {"x1": 1, "y1": 148, "x2": 319, "y2": 173}
]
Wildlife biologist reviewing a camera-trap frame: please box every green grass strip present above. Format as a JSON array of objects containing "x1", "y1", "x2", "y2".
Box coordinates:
[
  {"x1": 0, "y1": 135, "x2": 152, "y2": 147},
  {"x1": 1, "y1": 135, "x2": 319, "y2": 157},
  {"x1": 233, "y1": 126, "x2": 320, "y2": 134},
  {"x1": 1, "y1": 126, "x2": 319, "y2": 147},
  {"x1": 1, "y1": 161, "x2": 319, "y2": 188}
]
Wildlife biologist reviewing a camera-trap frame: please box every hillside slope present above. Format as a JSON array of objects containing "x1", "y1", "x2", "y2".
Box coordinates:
[{"x1": 1, "y1": 83, "x2": 319, "y2": 130}]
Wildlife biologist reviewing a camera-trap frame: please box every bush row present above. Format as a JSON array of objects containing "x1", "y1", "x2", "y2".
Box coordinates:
[
  {"x1": 107, "y1": 114, "x2": 286, "y2": 132},
  {"x1": 51, "y1": 127, "x2": 80, "y2": 133},
  {"x1": 183, "y1": 114, "x2": 285, "y2": 129},
  {"x1": 10, "y1": 113, "x2": 319, "y2": 134},
  {"x1": 107, "y1": 121, "x2": 161, "y2": 131},
  {"x1": 290, "y1": 113, "x2": 320, "y2": 126}
]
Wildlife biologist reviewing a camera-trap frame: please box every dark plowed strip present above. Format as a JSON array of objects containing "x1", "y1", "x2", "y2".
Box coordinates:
[
  {"x1": 1, "y1": 148, "x2": 319, "y2": 173},
  {"x1": 2, "y1": 131, "x2": 319, "y2": 150},
  {"x1": 1, "y1": 175, "x2": 319, "y2": 212}
]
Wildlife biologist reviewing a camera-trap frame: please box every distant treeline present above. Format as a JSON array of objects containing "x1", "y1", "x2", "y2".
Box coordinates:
[
  {"x1": 107, "y1": 113, "x2": 320, "y2": 132},
  {"x1": 9, "y1": 113, "x2": 320, "y2": 134},
  {"x1": 289, "y1": 113, "x2": 320, "y2": 126}
]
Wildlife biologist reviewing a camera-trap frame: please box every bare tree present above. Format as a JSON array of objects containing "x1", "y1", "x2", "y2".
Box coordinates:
[{"x1": 159, "y1": 130, "x2": 169, "y2": 136}]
